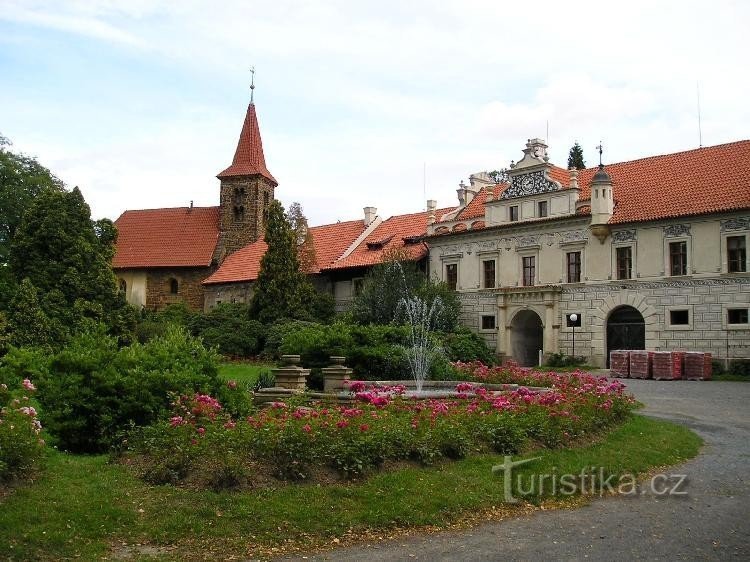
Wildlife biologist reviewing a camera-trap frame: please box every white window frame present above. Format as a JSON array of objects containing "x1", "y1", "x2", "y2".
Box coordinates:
[
  {"x1": 612, "y1": 243, "x2": 636, "y2": 280},
  {"x1": 560, "y1": 244, "x2": 585, "y2": 284},
  {"x1": 722, "y1": 231, "x2": 749, "y2": 274},
  {"x1": 518, "y1": 248, "x2": 539, "y2": 287},
  {"x1": 664, "y1": 236, "x2": 691, "y2": 277},
  {"x1": 666, "y1": 305, "x2": 693, "y2": 330},
  {"x1": 479, "y1": 314, "x2": 497, "y2": 332},
  {"x1": 723, "y1": 305, "x2": 750, "y2": 330},
  {"x1": 480, "y1": 255, "x2": 498, "y2": 289}
]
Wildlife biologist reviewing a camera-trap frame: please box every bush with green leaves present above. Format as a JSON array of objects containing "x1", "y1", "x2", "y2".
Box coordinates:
[
  {"x1": 188, "y1": 303, "x2": 265, "y2": 357},
  {"x1": 14, "y1": 326, "x2": 252, "y2": 453},
  {"x1": 442, "y1": 327, "x2": 496, "y2": 365}
]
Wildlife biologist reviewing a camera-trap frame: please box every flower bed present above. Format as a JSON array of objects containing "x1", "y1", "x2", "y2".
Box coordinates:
[
  {"x1": 0, "y1": 378, "x2": 45, "y2": 482},
  {"x1": 124, "y1": 366, "x2": 635, "y2": 489}
]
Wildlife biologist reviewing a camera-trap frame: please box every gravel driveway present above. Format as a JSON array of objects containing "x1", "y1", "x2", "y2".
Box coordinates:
[{"x1": 287, "y1": 379, "x2": 750, "y2": 561}]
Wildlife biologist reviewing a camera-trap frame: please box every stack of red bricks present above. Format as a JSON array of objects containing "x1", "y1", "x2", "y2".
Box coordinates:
[
  {"x1": 629, "y1": 350, "x2": 653, "y2": 379},
  {"x1": 609, "y1": 350, "x2": 630, "y2": 378},
  {"x1": 684, "y1": 352, "x2": 712, "y2": 380},
  {"x1": 652, "y1": 351, "x2": 685, "y2": 380}
]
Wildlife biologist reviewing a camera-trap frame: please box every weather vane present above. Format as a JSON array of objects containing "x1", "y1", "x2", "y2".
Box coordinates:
[
  {"x1": 250, "y1": 66, "x2": 256, "y2": 103},
  {"x1": 596, "y1": 141, "x2": 603, "y2": 167}
]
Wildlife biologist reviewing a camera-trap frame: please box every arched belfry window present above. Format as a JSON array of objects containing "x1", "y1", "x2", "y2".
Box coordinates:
[{"x1": 169, "y1": 278, "x2": 179, "y2": 295}]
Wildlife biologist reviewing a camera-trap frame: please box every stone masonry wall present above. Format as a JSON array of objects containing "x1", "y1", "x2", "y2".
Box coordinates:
[
  {"x1": 457, "y1": 291, "x2": 499, "y2": 350},
  {"x1": 558, "y1": 277, "x2": 750, "y2": 365},
  {"x1": 145, "y1": 267, "x2": 213, "y2": 311}
]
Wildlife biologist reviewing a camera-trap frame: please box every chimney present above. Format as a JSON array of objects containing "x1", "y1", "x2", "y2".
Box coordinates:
[
  {"x1": 426, "y1": 200, "x2": 437, "y2": 224},
  {"x1": 363, "y1": 206, "x2": 377, "y2": 227}
]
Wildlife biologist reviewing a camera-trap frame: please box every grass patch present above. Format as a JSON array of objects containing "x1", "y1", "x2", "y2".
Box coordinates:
[
  {"x1": 0, "y1": 415, "x2": 701, "y2": 560},
  {"x1": 217, "y1": 361, "x2": 273, "y2": 387}
]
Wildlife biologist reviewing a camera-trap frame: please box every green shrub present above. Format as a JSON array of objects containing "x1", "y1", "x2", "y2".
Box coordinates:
[
  {"x1": 262, "y1": 319, "x2": 319, "y2": 359},
  {"x1": 188, "y1": 304, "x2": 265, "y2": 357},
  {"x1": 441, "y1": 327, "x2": 495, "y2": 365},
  {"x1": 545, "y1": 352, "x2": 586, "y2": 368},
  {"x1": 728, "y1": 359, "x2": 750, "y2": 377},
  {"x1": 33, "y1": 326, "x2": 252, "y2": 453}
]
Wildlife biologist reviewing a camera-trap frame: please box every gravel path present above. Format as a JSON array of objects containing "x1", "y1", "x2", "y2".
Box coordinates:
[{"x1": 286, "y1": 379, "x2": 750, "y2": 561}]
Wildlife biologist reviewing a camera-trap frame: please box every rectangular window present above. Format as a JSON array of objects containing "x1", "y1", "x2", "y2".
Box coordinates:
[
  {"x1": 670, "y1": 309, "x2": 690, "y2": 325},
  {"x1": 522, "y1": 256, "x2": 535, "y2": 286},
  {"x1": 446, "y1": 263, "x2": 458, "y2": 291},
  {"x1": 728, "y1": 308, "x2": 749, "y2": 324},
  {"x1": 481, "y1": 315, "x2": 496, "y2": 330},
  {"x1": 509, "y1": 206, "x2": 519, "y2": 221},
  {"x1": 616, "y1": 246, "x2": 632, "y2": 280},
  {"x1": 566, "y1": 251, "x2": 582, "y2": 283},
  {"x1": 538, "y1": 200, "x2": 548, "y2": 218},
  {"x1": 728, "y1": 236, "x2": 747, "y2": 273},
  {"x1": 482, "y1": 259, "x2": 496, "y2": 288},
  {"x1": 669, "y1": 241, "x2": 687, "y2": 276}
]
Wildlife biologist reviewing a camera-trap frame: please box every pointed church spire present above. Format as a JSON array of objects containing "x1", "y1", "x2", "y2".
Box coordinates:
[{"x1": 217, "y1": 100, "x2": 277, "y2": 185}]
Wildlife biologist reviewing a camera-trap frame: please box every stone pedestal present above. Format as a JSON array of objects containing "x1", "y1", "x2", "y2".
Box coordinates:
[
  {"x1": 273, "y1": 355, "x2": 310, "y2": 391},
  {"x1": 322, "y1": 356, "x2": 353, "y2": 393}
]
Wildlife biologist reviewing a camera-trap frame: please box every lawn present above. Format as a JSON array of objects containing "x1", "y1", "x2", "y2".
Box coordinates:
[
  {"x1": 0, "y1": 415, "x2": 701, "y2": 561},
  {"x1": 217, "y1": 361, "x2": 273, "y2": 388}
]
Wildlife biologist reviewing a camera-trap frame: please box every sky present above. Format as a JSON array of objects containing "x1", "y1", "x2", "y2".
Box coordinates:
[{"x1": 1, "y1": 0, "x2": 748, "y2": 226}]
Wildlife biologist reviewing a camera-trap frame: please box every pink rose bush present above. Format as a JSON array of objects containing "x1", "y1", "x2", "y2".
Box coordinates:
[
  {"x1": 126, "y1": 365, "x2": 635, "y2": 488},
  {"x1": 0, "y1": 378, "x2": 45, "y2": 482}
]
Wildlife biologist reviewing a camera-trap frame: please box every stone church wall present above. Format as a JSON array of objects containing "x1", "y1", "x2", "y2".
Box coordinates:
[{"x1": 145, "y1": 267, "x2": 213, "y2": 311}]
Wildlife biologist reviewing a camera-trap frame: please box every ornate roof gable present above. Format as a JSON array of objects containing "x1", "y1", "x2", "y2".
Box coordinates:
[{"x1": 500, "y1": 138, "x2": 563, "y2": 200}]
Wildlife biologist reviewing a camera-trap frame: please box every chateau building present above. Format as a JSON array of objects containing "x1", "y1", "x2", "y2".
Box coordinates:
[
  {"x1": 112, "y1": 94, "x2": 749, "y2": 367},
  {"x1": 426, "y1": 139, "x2": 750, "y2": 367}
]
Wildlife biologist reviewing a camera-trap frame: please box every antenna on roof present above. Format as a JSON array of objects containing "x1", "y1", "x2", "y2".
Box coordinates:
[
  {"x1": 696, "y1": 81, "x2": 703, "y2": 148},
  {"x1": 596, "y1": 141, "x2": 603, "y2": 167},
  {"x1": 250, "y1": 66, "x2": 256, "y2": 104}
]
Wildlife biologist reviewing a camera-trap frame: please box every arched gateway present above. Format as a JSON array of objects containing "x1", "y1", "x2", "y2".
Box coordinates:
[
  {"x1": 511, "y1": 309, "x2": 544, "y2": 367},
  {"x1": 606, "y1": 305, "x2": 645, "y2": 366}
]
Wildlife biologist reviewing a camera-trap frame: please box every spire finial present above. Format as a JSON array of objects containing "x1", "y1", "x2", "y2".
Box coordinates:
[
  {"x1": 249, "y1": 66, "x2": 256, "y2": 104},
  {"x1": 596, "y1": 141, "x2": 604, "y2": 168}
]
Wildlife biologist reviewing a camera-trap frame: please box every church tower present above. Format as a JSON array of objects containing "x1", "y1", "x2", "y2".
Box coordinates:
[{"x1": 216, "y1": 98, "x2": 277, "y2": 261}]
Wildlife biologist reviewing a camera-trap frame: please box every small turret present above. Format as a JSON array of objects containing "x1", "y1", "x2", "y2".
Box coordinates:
[{"x1": 589, "y1": 163, "x2": 614, "y2": 243}]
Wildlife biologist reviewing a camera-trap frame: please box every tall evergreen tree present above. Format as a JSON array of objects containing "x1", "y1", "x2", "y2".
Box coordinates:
[
  {"x1": 286, "y1": 201, "x2": 318, "y2": 274},
  {"x1": 9, "y1": 187, "x2": 135, "y2": 346},
  {"x1": 567, "y1": 142, "x2": 586, "y2": 170},
  {"x1": 0, "y1": 134, "x2": 65, "y2": 309},
  {"x1": 6, "y1": 278, "x2": 52, "y2": 349},
  {"x1": 250, "y1": 200, "x2": 317, "y2": 324}
]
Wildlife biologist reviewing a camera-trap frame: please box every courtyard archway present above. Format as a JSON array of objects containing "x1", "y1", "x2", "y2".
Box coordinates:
[
  {"x1": 606, "y1": 305, "x2": 645, "y2": 366},
  {"x1": 511, "y1": 309, "x2": 544, "y2": 367}
]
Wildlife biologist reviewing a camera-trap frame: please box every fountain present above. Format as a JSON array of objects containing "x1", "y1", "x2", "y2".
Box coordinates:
[{"x1": 396, "y1": 293, "x2": 443, "y2": 394}]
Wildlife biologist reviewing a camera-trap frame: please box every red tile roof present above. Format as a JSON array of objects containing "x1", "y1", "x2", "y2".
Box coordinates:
[
  {"x1": 327, "y1": 208, "x2": 453, "y2": 270},
  {"x1": 578, "y1": 141, "x2": 750, "y2": 224},
  {"x1": 203, "y1": 219, "x2": 367, "y2": 284},
  {"x1": 113, "y1": 207, "x2": 219, "y2": 268},
  {"x1": 449, "y1": 140, "x2": 750, "y2": 227},
  {"x1": 217, "y1": 103, "x2": 277, "y2": 185}
]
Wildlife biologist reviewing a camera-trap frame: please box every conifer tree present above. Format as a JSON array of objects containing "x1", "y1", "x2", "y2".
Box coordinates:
[
  {"x1": 9, "y1": 187, "x2": 135, "y2": 346},
  {"x1": 567, "y1": 142, "x2": 586, "y2": 169},
  {"x1": 251, "y1": 200, "x2": 317, "y2": 324},
  {"x1": 6, "y1": 278, "x2": 52, "y2": 349}
]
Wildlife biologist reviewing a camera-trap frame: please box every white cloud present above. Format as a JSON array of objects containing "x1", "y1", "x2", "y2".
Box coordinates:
[{"x1": 2, "y1": 0, "x2": 749, "y2": 225}]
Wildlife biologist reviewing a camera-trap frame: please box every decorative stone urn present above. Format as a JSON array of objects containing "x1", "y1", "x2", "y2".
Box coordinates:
[
  {"x1": 322, "y1": 356, "x2": 353, "y2": 393},
  {"x1": 273, "y1": 355, "x2": 310, "y2": 390}
]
